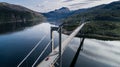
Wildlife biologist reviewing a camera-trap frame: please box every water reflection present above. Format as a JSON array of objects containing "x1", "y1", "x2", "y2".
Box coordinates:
[
  {"x1": 0, "y1": 21, "x2": 42, "y2": 34},
  {"x1": 0, "y1": 22, "x2": 120, "y2": 67},
  {"x1": 75, "y1": 39, "x2": 120, "y2": 67},
  {"x1": 0, "y1": 22, "x2": 53, "y2": 67}
]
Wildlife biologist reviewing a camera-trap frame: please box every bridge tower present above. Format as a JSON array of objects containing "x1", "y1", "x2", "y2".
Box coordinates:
[{"x1": 50, "y1": 26, "x2": 62, "y2": 67}]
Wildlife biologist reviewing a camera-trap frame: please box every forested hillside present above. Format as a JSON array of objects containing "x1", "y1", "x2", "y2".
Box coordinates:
[
  {"x1": 0, "y1": 2, "x2": 45, "y2": 23},
  {"x1": 63, "y1": 1, "x2": 120, "y2": 40}
]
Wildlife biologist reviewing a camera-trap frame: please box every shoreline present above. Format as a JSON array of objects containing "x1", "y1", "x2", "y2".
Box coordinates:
[{"x1": 62, "y1": 30, "x2": 120, "y2": 41}]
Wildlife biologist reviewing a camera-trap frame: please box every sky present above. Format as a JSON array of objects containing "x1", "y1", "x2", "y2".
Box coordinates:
[{"x1": 0, "y1": 0, "x2": 119, "y2": 12}]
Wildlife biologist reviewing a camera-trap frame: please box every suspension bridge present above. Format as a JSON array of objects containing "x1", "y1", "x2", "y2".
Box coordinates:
[{"x1": 17, "y1": 21, "x2": 87, "y2": 67}]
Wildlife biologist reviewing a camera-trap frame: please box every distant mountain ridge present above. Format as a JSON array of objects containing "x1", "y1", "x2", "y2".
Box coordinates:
[
  {"x1": 54, "y1": 7, "x2": 70, "y2": 13},
  {"x1": 0, "y1": 2, "x2": 45, "y2": 23},
  {"x1": 42, "y1": 7, "x2": 87, "y2": 21},
  {"x1": 42, "y1": 7, "x2": 71, "y2": 21}
]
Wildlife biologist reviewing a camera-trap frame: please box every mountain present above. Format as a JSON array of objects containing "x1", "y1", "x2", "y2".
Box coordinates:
[
  {"x1": 0, "y1": 2, "x2": 45, "y2": 23},
  {"x1": 42, "y1": 7, "x2": 70, "y2": 21},
  {"x1": 54, "y1": 7, "x2": 70, "y2": 13},
  {"x1": 42, "y1": 7, "x2": 87, "y2": 21},
  {"x1": 63, "y1": 1, "x2": 120, "y2": 40},
  {"x1": 64, "y1": 1, "x2": 120, "y2": 23}
]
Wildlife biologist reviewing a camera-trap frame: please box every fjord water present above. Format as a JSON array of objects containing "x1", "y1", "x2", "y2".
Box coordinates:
[
  {"x1": 0, "y1": 22, "x2": 55, "y2": 67},
  {"x1": 0, "y1": 22, "x2": 120, "y2": 67},
  {"x1": 63, "y1": 38, "x2": 120, "y2": 67}
]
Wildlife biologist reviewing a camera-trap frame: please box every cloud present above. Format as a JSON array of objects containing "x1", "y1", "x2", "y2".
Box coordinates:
[
  {"x1": 35, "y1": 0, "x2": 64, "y2": 12},
  {"x1": 84, "y1": 0, "x2": 102, "y2": 3},
  {"x1": 62, "y1": 0, "x2": 74, "y2": 2},
  {"x1": 69, "y1": 2, "x2": 88, "y2": 6},
  {"x1": 0, "y1": 0, "x2": 119, "y2": 12},
  {"x1": 86, "y1": 0, "x2": 102, "y2": 1},
  {"x1": 36, "y1": 5, "x2": 45, "y2": 8}
]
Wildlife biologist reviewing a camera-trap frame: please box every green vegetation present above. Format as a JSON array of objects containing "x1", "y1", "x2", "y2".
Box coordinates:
[
  {"x1": 80, "y1": 21, "x2": 120, "y2": 40},
  {"x1": 63, "y1": 1, "x2": 120, "y2": 40},
  {"x1": 0, "y1": 2, "x2": 45, "y2": 24}
]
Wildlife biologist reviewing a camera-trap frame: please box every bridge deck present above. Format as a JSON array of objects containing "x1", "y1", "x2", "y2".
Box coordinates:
[{"x1": 37, "y1": 23, "x2": 85, "y2": 67}]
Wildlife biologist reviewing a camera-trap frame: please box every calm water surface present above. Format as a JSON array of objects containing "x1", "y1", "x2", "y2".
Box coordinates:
[
  {"x1": 63, "y1": 37, "x2": 120, "y2": 67},
  {"x1": 0, "y1": 22, "x2": 120, "y2": 67}
]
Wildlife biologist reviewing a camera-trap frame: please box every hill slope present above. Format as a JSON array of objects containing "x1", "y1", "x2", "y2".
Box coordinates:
[
  {"x1": 64, "y1": 1, "x2": 120, "y2": 23},
  {"x1": 0, "y1": 2, "x2": 45, "y2": 23},
  {"x1": 63, "y1": 1, "x2": 120, "y2": 40}
]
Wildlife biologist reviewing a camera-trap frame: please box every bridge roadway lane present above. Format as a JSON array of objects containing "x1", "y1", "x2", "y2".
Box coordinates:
[{"x1": 37, "y1": 23, "x2": 86, "y2": 67}]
